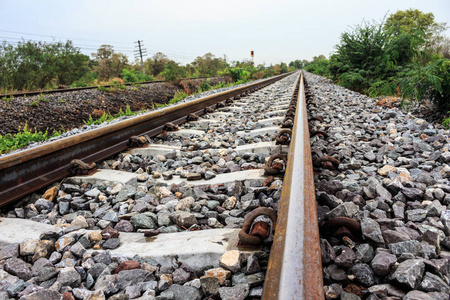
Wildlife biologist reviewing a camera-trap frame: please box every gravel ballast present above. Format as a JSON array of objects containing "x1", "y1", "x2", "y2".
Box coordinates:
[{"x1": 306, "y1": 71, "x2": 450, "y2": 299}]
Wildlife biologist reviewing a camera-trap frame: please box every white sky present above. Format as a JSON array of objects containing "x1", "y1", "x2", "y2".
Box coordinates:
[{"x1": 0, "y1": 0, "x2": 449, "y2": 66}]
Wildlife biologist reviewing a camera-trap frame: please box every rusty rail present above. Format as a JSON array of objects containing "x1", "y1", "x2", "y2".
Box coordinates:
[
  {"x1": 0, "y1": 73, "x2": 291, "y2": 207},
  {"x1": 0, "y1": 76, "x2": 213, "y2": 98},
  {"x1": 263, "y1": 72, "x2": 324, "y2": 299}
]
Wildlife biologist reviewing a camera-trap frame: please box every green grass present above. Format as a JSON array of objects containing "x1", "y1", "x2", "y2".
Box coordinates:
[
  {"x1": 0, "y1": 123, "x2": 60, "y2": 154},
  {"x1": 83, "y1": 104, "x2": 138, "y2": 126},
  {"x1": 2, "y1": 95, "x2": 14, "y2": 102}
]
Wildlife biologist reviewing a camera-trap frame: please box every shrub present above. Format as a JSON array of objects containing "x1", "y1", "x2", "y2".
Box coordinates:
[{"x1": 400, "y1": 58, "x2": 450, "y2": 109}]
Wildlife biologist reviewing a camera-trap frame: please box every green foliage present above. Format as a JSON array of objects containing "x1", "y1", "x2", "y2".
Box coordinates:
[
  {"x1": 169, "y1": 91, "x2": 188, "y2": 104},
  {"x1": 191, "y1": 53, "x2": 228, "y2": 77},
  {"x1": 443, "y1": 114, "x2": 450, "y2": 129},
  {"x1": 30, "y1": 100, "x2": 39, "y2": 107},
  {"x1": 2, "y1": 95, "x2": 14, "y2": 102},
  {"x1": 400, "y1": 58, "x2": 450, "y2": 109},
  {"x1": 0, "y1": 40, "x2": 90, "y2": 91},
  {"x1": 0, "y1": 124, "x2": 48, "y2": 154},
  {"x1": 70, "y1": 71, "x2": 97, "y2": 87},
  {"x1": 38, "y1": 94, "x2": 50, "y2": 102},
  {"x1": 220, "y1": 67, "x2": 250, "y2": 82},
  {"x1": 97, "y1": 86, "x2": 110, "y2": 92},
  {"x1": 121, "y1": 68, "x2": 153, "y2": 83},
  {"x1": 162, "y1": 62, "x2": 188, "y2": 83}
]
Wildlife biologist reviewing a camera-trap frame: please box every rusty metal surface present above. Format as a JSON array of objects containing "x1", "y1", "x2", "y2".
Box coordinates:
[
  {"x1": 0, "y1": 73, "x2": 290, "y2": 207},
  {"x1": 262, "y1": 72, "x2": 324, "y2": 299}
]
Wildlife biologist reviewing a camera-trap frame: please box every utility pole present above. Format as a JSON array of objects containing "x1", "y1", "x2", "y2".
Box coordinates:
[{"x1": 134, "y1": 40, "x2": 147, "y2": 75}]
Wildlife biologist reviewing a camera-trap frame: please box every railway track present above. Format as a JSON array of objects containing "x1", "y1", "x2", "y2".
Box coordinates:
[
  {"x1": 0, "y1": 71, "x2": 323, "y2": 299},
  {"x1": 0, "y1": 76, "x2": 213, "y2": 99}
]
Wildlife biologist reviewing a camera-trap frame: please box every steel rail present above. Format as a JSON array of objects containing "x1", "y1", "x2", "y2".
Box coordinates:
[
  {"x1": 0, "y1": 76, "x2": 215, "y2": 98},
  {"x1": 262, "y1": 72, "x2": 324, "y2": 299},
  {"x1": 0, "y1": 73, "x2": 291, "y2": 207}
]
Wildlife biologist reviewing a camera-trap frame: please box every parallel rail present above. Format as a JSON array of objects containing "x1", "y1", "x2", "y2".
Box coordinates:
[
  {"x1": 0, "y1": 76, "x2": 214, "y2": 98},
  {"x1": 0, "y1": 73, "x2": 290, "y2": 207}
]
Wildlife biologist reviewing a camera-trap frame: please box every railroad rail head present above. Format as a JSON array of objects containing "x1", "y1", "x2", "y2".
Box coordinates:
[{"x1": 262, "y1": 72, "x2": 324, "y2": 299}]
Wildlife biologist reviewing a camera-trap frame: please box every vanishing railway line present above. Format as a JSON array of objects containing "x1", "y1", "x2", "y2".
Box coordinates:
[
  {"x1": 0, "y1": 71, "x2": 323, "y2": 299},
  {"x1": 0, "y1": 76, "x2": 213, "y2": 99}
]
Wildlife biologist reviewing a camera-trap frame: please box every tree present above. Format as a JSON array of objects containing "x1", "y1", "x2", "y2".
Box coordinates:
[
  {"x1": 91, "y1": 45, "x2": 128, "y2": 81},
  {"x1": 0, "y1": 40, "x2": 90, "y2": 91},
  {"x1": 145, "y1": 52, "x2": 172, "y2": 77},
  {"x1": 192, "y1": 53, "x2": 228, "y2": 77},
  {"x1": 384, "y1": 9, "x2": 448, "y2": 50}
]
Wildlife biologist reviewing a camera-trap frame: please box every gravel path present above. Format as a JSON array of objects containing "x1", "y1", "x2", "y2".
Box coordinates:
[
  {"x1": 0, "y1": 73, "x2": 298, "y2": 299},
  {"x1": 306, "y1": 72, "x2": 450, "y2": 300}
]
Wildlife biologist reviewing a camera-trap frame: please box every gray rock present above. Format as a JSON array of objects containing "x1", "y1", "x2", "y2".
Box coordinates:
[
  {"x1": 102, "y1": 238, "x2": 121, "y2": 249},
  {"x1": 172, "y1": 267, "x2": 191, "y2": 285},
  {"x1": 246, "y1": 254, "x2": 261, "y2": 274},
  {"x1": 0, "y1": 243, "x2": 19, "y2": 260},
  {"x1": 117, "y1": 269, "x2": 154, "y2": 289},
  {"x1": 340, "y1": 291, "x2": 361, "y2": 300},
  {"x1": 406, "y1": 209, "x2": 428, "y2": 222},
  {"x1": 159, "y1": 284, "x2": 201, "y2": 300},
  {"x1": 354, "y1": 244, "x2": 374, "y2": 263},
  {"x1": 93, "y1": 274, "x2": 119, "y2": 296},
  {"x1": 349, "y1": 263, "x2": 374, "y2": 287},
  {"x1": 130, "y1": 214, "x2": 157, "y2": 229},
  {"x1": 320, "y1": 238, "x2": 336, "y2": 264},
  {"x1": 441, "y1": 210, "x2": 450, "y2": 235},
  {"x1": 174, "y1": 211, "x2": 198, "y2": 228},
  {"x1": 389, "y1": 240, "x2": 422, "y2": 257},
  {"x1": 402, "y1": 187, "x2": 423, "y2": 201},
  {"x1": 200, "y1": 276, "x2": 220, "y2": 296},
  {"x1": 102, "y1": 211, "x2": 119, "y2": 222},
  {"x1": 419, "y1": 271, "x2": 450, "y2": 293},
  {"x1": 34, "y1": 199, "x2": 54, "y2": 212},
  {"x1": 57, "y1": 267, "x2": 81, "y2": 287},
  {"x1": 335, "y1": 247, "x2": 355, "y2": 269},
  {"x1": 218, "y1": 284, "x2": 250, "y2": 300},
  {"x1": 403, "y1": 290, "x2": 433, "y2": 300},
  {"x1": 4, "y1": 258, "x2": 32, "y2": 280},
  {"x1": 68, "y1": 242, "x2": 86, "y2": 258},
  {"x1": 326, "y1": 202, "x2": 359, "y2": 219},
  {"x1": 361, "y1": 218, "x2": 384, "y2": 245},
  {"x1": 392, "y1": 259, "x2": 425, "y2": 289},
  {"x1": 370, "y1": 252, "x2": 396, "y2": 276},
  {"x1": 18, "y1": 289, "x2": 62, "y2": 300}
]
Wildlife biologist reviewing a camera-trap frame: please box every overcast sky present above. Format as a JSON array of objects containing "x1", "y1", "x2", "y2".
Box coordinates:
[{"x1": 0, "y1": 0, "x2": 449, "y2": 66}]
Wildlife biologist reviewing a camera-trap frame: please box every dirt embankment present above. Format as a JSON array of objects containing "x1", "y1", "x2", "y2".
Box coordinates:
[{"x1": 0, "y1": 77, "x2": 232, "y2": 135}]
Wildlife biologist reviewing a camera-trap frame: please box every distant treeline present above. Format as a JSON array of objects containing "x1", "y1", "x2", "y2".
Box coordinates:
[{"x1": 0, "y1": 41, "x2": 294, "y2": 93}]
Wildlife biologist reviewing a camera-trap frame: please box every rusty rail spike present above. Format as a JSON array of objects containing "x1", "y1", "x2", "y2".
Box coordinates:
[
  {"x1": 264, "y1": 154, "x2": 287, "y2": 175},
  {"x1": 127, "y1": 136, "x2": 147, "y2": 148},
  {"x1": 311, "y1": 129, "x2": 329, "y2": 139},
  {"x1": 68, "y1": 159, "x2": 96, "y2": 176},
  {"x1": 275, "y1": 129, "x2": 292, "y2": 145},
  {"x1": 238, "y1": 207, "x2": 277, "y2": 246},
  {"x1": 313, "y1": 155, "x2": 340, "y2": 170},
  {"x1": 186, "y1": 113, "x2": 199, "y2": 121},
  {"x1": 163, "y1": 122, "x2": 178, "y2": 131},
  {"x1": 309, "y1": 116, "x2": 324, "y2": 122}
]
